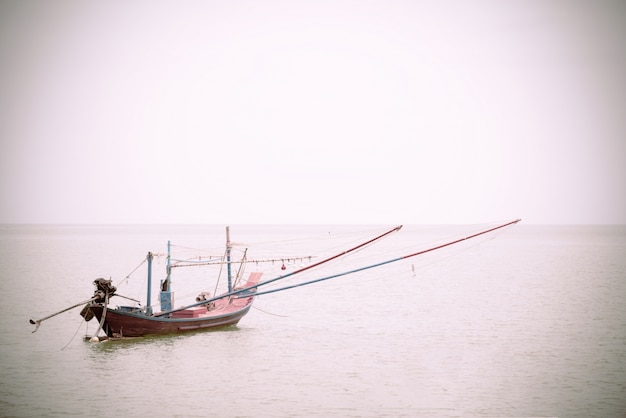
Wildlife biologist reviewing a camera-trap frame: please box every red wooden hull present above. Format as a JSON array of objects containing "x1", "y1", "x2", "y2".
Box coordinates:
[{"x1": 89, "y1": 294, "x2": 255, "y2": 338}]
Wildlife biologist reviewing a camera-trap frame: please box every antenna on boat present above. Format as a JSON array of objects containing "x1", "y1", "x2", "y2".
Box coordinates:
[{"x1": 159, "y1": 241, "x2": 174, "y2": 312}]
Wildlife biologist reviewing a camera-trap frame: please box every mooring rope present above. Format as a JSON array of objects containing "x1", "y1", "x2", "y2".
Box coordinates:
[{"x1": 61, "y1": 319, "x2": 85, "y2": 351}]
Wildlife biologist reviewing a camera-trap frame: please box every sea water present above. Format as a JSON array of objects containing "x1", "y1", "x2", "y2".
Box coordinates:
[{"x1": 0, "y1": 224, "x2": 624, "y2": 418}]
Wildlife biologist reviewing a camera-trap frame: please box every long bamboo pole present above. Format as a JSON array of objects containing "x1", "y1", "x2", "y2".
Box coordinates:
[{"x1": 247, "y1": 219, "x2": 522, "y2": 296}]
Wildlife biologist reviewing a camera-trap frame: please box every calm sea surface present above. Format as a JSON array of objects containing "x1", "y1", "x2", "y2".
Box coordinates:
[{"x1": 0, "y1": 224, "x2": 625, "y2": 418}]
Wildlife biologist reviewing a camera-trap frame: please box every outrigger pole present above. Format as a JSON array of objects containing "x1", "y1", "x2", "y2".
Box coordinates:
[
  {"x1": 154, "y1": 224, "x2": 403, "y2": 317},
  {"x1": 250, "y1": 218, "x2": 522, "y2": 296}
]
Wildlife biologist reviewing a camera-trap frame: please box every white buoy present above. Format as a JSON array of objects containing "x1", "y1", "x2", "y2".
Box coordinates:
[{"x1": 90, "y1": 336, "x2": 100, "y2": 343}]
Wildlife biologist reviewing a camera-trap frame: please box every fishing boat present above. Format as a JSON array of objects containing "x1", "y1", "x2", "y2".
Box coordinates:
[
  {"x1": 83, "y1": 273, "x2": 261, "y2": 339},
  {"x1": 30, "y1": 226, "x2": 268, "y2": 340},
  {"x1": 30, "y1": 220, "x2": 521, "y2": 340}
]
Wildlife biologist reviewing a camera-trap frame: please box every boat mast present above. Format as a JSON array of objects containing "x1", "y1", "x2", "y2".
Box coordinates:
[
  {"x1": 226, "y1": 226, "x2": 233, "y2": 293},
  {"x1": 146, "y1": 252, "x2": 153, "y2": 315},
  {"x1": 167, "y1": 240, "x2": 171, "y2": 284}
]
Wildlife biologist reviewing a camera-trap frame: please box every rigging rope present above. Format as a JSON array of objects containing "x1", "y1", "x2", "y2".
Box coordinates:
[
  {"x1": 116, "y1": 257, "x2": 148, "y2": 287},
  {"x1": 233, "y1": 248, "x2": 248, "y2": 289},
  {"x1": 212, "y1": 249, "x2": 226, "y2": 297}
]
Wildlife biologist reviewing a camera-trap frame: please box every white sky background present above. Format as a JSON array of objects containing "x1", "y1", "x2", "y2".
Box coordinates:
[{"x1": 1, "y1": 0, "x2": 624, "y2": 224}]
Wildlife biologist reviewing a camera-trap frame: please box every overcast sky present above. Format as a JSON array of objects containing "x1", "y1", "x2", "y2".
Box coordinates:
[{"x1": 1, "y1": 0, "x2": 624, "y2": 224}]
